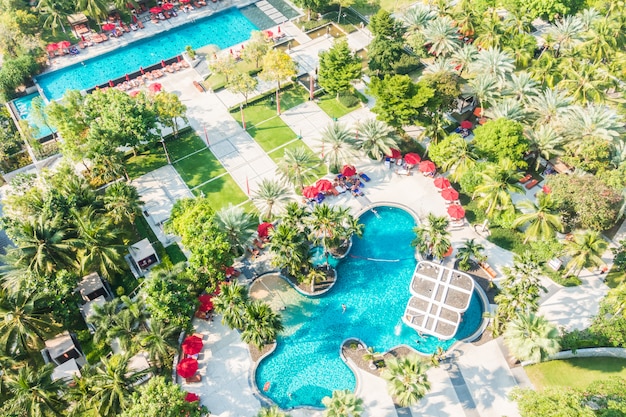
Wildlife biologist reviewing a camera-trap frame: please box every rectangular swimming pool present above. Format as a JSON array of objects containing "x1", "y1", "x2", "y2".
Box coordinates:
[
  {"x1": 36, "y1": 8, "x2": 258, "y2": 101},
  {"x1": 10, "y1": 93, "x2": 56, "y2": 140}
]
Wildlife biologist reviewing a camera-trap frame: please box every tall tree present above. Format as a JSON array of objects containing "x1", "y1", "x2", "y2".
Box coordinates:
[
  {"x1": 473, "y1": 159, "x2": 525, "y2": 221},
  {"x1": 382, "y1": 355, "x2": 430, "y2": 407},
  {"x1": 472, "y1": 118, "x2": 530, "y2": 169},
  {"x1": 227, "y1": 71, "x2": 258, "y2": 105},
  {"x1": 513, "y1": 193, "x2": 564, "y2": 244},
  {"x1": 137, "y1": 320, "x2": 179, "y2": 370},
  {"x1": 428, "y1": 134, "x2": 478, "y2": 182},
  {"x1": 120, "y1": 376, "x2": 208, "y2": 417},
  {"x1": 267, "y1": 223, "x2": 311, "y2": 278},
  {"x1": 213, "y1": 280, "x2": 250, "y2": 330},
  {"x1": 0, "y1": 363, "x2": 67, "y2": 417},
  {"x1": 214, "y1": 204, "x2": 257, "y2": 257},
  {"x1": 152, "y1": 92, "x2": 188, "y2": 138},
  {"x1": 456, "y1": 238, "x2": 486, "y2": 271},
  {"x1": 354, "y1": 119, "x2": 399, "y2": 160},
  {"x1": 259, "y1": 49, "x2": 298, "y2": 115},
  {"x1": 367, "y1": 10, "x2": 406, "y2": 76},
  {"x1": 412, "y1": 213, "x2": 451, "y2": 260},
  {"x1": 318, "y1": 38, "x2": 362, "y2": 99},
  {"x1": 276, "y1": 146, "x2": 321, "y2": 191},
  {"x1": 421, "y1": 16, "x2": 461, "y2": 56},
  {"x1": 319, "y1": 122, "x2": 358, "y2": 173},
  {"x1": 504, "y1": 313, "x2": 560, "y2": 362},
  {"x1": 367, "y1": 75, "x2": 432, "y2": 128},
  {"x1": 104, "y1": 182, "x2": 143, "y2": 225},
  {"x1": 242, "y1": 31, "x2": 272, "y2": 68},
  {"x1": 252, "y1": 178, "x2": 292, "y2": 220},
  {"x1": 564, "y1": 230, "x2": 608, "y2": 276},
  {"x1": 240, "y1": 300, "x2": 283, "y2": 349},
  {"x1": 322, "y1": 390, "x2": 364, "y2": 417}
]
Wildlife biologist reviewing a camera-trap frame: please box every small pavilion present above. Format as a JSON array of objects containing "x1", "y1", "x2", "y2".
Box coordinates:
[
  {"x1": 403, "y1": 261, "x2": 474, "y2": 340},
  {"x1": 128, "y1": 238, "x2": 159, "y2": 276}
]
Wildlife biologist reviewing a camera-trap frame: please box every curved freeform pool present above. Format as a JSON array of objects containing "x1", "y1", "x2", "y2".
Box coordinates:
[{"x1": 255, "y1": 206, "x2": 484, "y2": 409}]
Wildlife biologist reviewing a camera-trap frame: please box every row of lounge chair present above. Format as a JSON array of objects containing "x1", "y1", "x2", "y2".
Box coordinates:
[{"x1": 519, "y1": 173, "x2": 539, "y2": 189}]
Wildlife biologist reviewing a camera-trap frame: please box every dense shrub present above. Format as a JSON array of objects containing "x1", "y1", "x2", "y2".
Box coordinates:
[
  {"x1": 338, "y1": 93, "x2": 360, "y2": 108},
  {"x1": 392, "y1": 53, "x2": 422, "y2": 75}
]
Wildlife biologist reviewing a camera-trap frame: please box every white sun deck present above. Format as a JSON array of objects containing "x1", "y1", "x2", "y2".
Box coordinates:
[{"x1": 403, "y1": 261, "x2": 475, "y2": 340}]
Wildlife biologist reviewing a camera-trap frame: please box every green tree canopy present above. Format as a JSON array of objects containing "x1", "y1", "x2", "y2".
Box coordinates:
[
  {"x1": 472, "y1": 118, "x2": 530, "y2": 169},
  {"x1": 367, "y1": 75, "x2": 432, "y2": 128},
  {"x1": 120, "y1": 376, "x2": 208, "y2": 417},
  {"x1": 318, "y1": 38, "x2": 362, "y2": 98}
]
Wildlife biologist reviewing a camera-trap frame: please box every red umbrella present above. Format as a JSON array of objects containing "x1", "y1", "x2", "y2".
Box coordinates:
[
  {"x1": 419, "y1": 160, "x2": 436, "y2": 173},
  {"x1": 315, "y1": 179, "x2": 333, "y2": 192},
  {"x1": 161, "y1": 60, "x2": 166, "y2": 68},
  {"x1": 441, "y1": 188, "x2": 459, "y2": 201},
  {"x1": 58, "y1": 40, "x2": 71, "y2": 49},
  {"x1": 182, "y1": 335, "x2": 203, "y2": 355},
  {"x1": 434, "y1": 177, "x2": 451, "y2": 189},
  {"x1": 125, "y1": 73, "x2": 130, "y2": 81},
  {"x1": 404, "y1": 153, "x2": 421, "y2": 165},
  {"x1": 102, "y1": 23, "x2": 116, "y2": 31},
  {"x1": 177, "y1": 358, "x2": 198, "y2": 378},
  {"x1": 46, "y1": 43, "x2": 59, "y2": 52},
  {"x1": 447, "y1": 205, "x2": 465, "y2": 219},
  {"x1": 140, "y1": 66, "x2": 145, "y2": 75},
  {"x1": 162, "y1": 2, "x2": 174, "y2": 9},
  {"x1": 129, "y1": 90, "x2": 140, "y2": 97},
  {"x1": 302, "y1": 185, "x2": 319, "y2": 199},
  {"x1": 225, "y1": 266, "x2": 236, "y2": 276},
  {"x1": 185, "y1": 392, "x2": 200, "y2": 402},
  {"x1": 198, "y1": 294, "x2": 212, "y2": 305},
  {"x1": 199, "y1": 300, "x2": 213, "y2": 312},
  {"x1": 266, "y1": 30, "x2": 274, "y2": 38},
  {"x1": 108, "y1": 80, "x2": 114, "y2": 87},
  {"x1": 177, "y1": 55, "x2": 182, "y2": 62},
  {"x1": 180, "y1": 0, "x2": 190, "y2": 3},
  {"x1": 460, "y1": 120, "x2": 473, "y2": 129},
  {"x1": 386, "y1": 148, "x2": 401, "y2": 159},
  {"x1": 257, "y1": 222, "x2": 273, "y2": 238},
  {"x1": 149, "y1": 6, "x2": 162, "y2": 13},
  {"x1": 341, "y1": 165, "x2": 356, "y2": 177},
  {"x1": 148, "y1": 83, "x2": 162, "y2": 93}
]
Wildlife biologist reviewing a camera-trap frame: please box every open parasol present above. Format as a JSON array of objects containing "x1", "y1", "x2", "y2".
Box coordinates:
[
  {"x1": 460, "y1": 120, "x2": 473, "y2": 129},
  {"x1": 441, "y1": 188, "x2": 459, "y2": 201},
  {"x1": 148, "y1": 83, "x2": 162, "y2": 93},
  {"x1": 404, "y1": 153, "x2": 421, "y2": 165},
  {"x1": 302, "y1": 185, "x2": 319, "y2": 199},
  {"x1": 185, "y1": 392, "x2": 200, "y2": 402},
  {"x1": 176, "y1": 358, "x2": 198, "y2": 379},
  {"x1": 315, "y1": 179, "x2": 333, "y2": 193},
  {"x1": 46, "y1": 43, "x2": 59, "y2": 52},
  {"x1": 181, "y1": 335, "x2": 203, "y2": 355},
  {"x1": 447, "y1": 205, "x2": 465, "y2": 219},
  {"x1": 341, "y1": 165, "x2": 356, "y2": 177},
  {"x1": 257, "y1": 222, "x2": 274, "y2": 238},
  {"x1": 386, "y1": 148, "x2": 401, "y2": 159},
  {"x1": 162, "y1": 2, "x2": 174, "y2": 9},
  {"x1": 149, "y1": 6, "x2": 162, "y2": 13},
  {"x1": 57, "y1": 40, "x2": 71, "y2": 49},
  {"x1": 102, "y1": 23, "x2": 116, "y2": 31},
  {"x1": 419, "y1": 160, "x2": 436, "y2": 173},
  {"x1": 433, "y1": 177, "x2": 451, "y2": 189}
]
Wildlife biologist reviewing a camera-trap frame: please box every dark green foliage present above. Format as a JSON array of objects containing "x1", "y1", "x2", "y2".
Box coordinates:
[
  {"x1": 0, "y1": 54, "x2": 40, "y2": 101},
  {"x1": 367, "y1": 74, "x2": 432, "y2": 128},
  {"x1": 338, "y1": 93, "x2": 360, "y2": 108},
  {"x1": 391, "y1": 53, "x2": 422, "y2": 75},
  {"x1": 318, "y1": 38, "x2": 362, "y2": 97},
  {"x1": 472, "y1": 119, "x2": 529, "y2": 169},
  {"x1": 367, "y1": 10, "x2": 406, "y2": 76}
]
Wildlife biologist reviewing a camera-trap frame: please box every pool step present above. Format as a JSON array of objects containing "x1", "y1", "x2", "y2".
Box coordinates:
[{"x1": 255, "y1": 0, "x2": 287, "y2": 24}]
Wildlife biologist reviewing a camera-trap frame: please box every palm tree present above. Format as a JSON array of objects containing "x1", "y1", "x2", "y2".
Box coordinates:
[
  {"x1": 504, "y1": 33, "x2": 537, "y2": 69},
  {"x1": 412, "y1": 213, "x2": 450, "y2": 260},
  {"x1": 433, "y1": 134, "x2": 478, "y2": 183},
  {"x1": 513, "y1": 193, "x2": 564, "y2": 244},
  {"x1": 450, "y1": 44, "x2": 478, "y2": 76},
  {"x1": 564, "y1": 230, "x2": 608, "y2": 276},
  {"x1": 304, "y1": 267, "x2": 327, "y2": 293},
  {"x1": 322, "y1": 389, "x2": 364, "y2": 417},
  {"x1": 77, "y1": 0, "x2": 109, "y2": 22},
  {"x1": 473, "y1": 159, "x2": 525, "y2": 220},
  {"x1": 137, "y1": 319, "x2": 179, "y2": 370},
  {"x1": 504, "y1": 72, "x2": 539, "y2": 103},
  {"x1": 88, "y1": 353, "x2": 150, "y2": 417},
  {"x1": 423, "y1": 57, "x2": 455, "y2": 76},
  {"x1": 402, "y1": 3, "x2": 436, "y2": 31},
  {"x1": 525, "y1": 125, "x2": 565, "y2": 169},
  {"x1": 104, "y1": 182, "x2": 143, "y2": 225},
  {"x1": 528, "y1": 88, "x2": 572, "y2": 127},
  {"x1": 487, "y1": 98, "x2": 527, "y2": 122},
  {"x1": 320, "y1": 122, "x2": 357, "y2": 173},
  {"x1": 470, "y1": 47, "x2": 515, "y2": 85},
  {"x1": 562, "y1": 104, "x2": 624, "y2": 144},
  {"x1": 240, "y1": 300, "x2": 283, "y2": 349},
  {"x1": 504, "y1": 313, "x2": 560, "y2": 363},
  {"x1": 382, "y1": 355, "x2": 430, "y2": 407},
  {"x1": 2, "y1": 363, "x2": 68, "y2": 417},
  {"x1": 257, "y1": 406, "x2": 292, "y2": 417},
  {"x1": 277, "y1": 146, "x2": 321, "y2": 191},
  {"x1": 214, "y1": 205, "x2": 257, "y2": 257},
  {"x1": 9, "y1": 215, "x2": 78, "y2": 276},
  {"x1": 557, "y1": 59, "x2": 608, "y2": 104},
  {"x1": 73, "y1": 207, "x2": 125, "y2": 280},
  {"x1": 467, "y1": 74, "x2": 500, "y2": 117},
  {"x1": 0, "y1": 290, "x2": 60, "y2": 355},
  {"x1": 36, "y1": 0, "x2": 69, "y2": 34},
  {"x1": 252, "y1": 178, "x2": 291, "y2": 221},
  {"x1": 107, "y1": 309, "x2": 141, "y2": 353},
  {"x1": 88, "y1": 298, "x2": 121, "y2": 345},
  {"x1": 456, "y1": 238, "x2": 486, "y2": 271},
  {"x1": 268, "y1": 223, "x2": 311, "y2": 278},
  {"x1": 529, "y1": 53, "x2": 562, "y2": 88},
  {"x1": 354, "y1": 119, "x2": 399, "y2": 160},
  {"x1": 306, "y1": 204, "x2": 351, "y2": 265},
  {"x1": 579, "y1": 17, "x2": 619, "y2": 63},
  {"x1": 421, "y1": 16, "x2": 461, "y2": 56},
  {"x1": 546, "y1": 15, "x2": 584, "y2": 57},
  {"x1": 213, "y1": 280, "x2": 250, "y2": 330}
]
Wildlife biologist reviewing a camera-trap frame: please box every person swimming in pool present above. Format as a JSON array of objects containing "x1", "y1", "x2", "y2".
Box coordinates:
[{"x1": 342, "y1": 304, "x2": 346, "y2": 313}]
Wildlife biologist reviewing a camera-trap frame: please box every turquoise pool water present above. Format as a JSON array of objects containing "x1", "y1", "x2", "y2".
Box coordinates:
[
  {"x1": 255, "y1": 206, "x2": 484, "y2": 409},
  {"x1": 35, "y1": 8, "x2": 257, "y2": 100},
  {"x1": 310, "y1": 246, "x2": 340, "y2": 268},
  {"x1": 10, "y1": 93, "x2": 56, "y2": 139}
]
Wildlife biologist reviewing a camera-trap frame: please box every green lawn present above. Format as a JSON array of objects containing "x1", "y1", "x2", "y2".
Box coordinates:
[
  {"x1": 237, "y1": 85, "x2": 309, "y2": 126},
  {"x1": 351, "y1": 0, "x2": 415, "y2": 15},
  {"x1": 125, "y1": 145, "x2": 168, "y2": 179},
  {"x1": 525, "y1": 357, "x2": 626, "y2": 391},
  {"x1": 267, "y1": 140, "x2": 328, "y2": 177},
  {"x1": 606, "y1": 267, "x2": 626, "y2": 288},
  {"x1": 246, "y1": 116, "x2": 298, "y2": 153},
  {"x1": 167, "y1": 132, "x2": 207, "y2": 162},
  {"x1": 173, "y1": 149, "x2": 227, "y2": 188},
  {"x1": 165, "y1": 243, "x2": 187, "y2": 265},
  {"x1": 317, "y1": 94, "x2": 362, "y2": 119},
  {"x1": 192, "y1": 174, "x2": 249, "y2": 210}
]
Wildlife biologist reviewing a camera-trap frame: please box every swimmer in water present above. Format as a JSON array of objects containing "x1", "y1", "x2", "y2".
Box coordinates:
[{"x1": 342, "y1": 304, "x2": 346, "y2": 313}]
